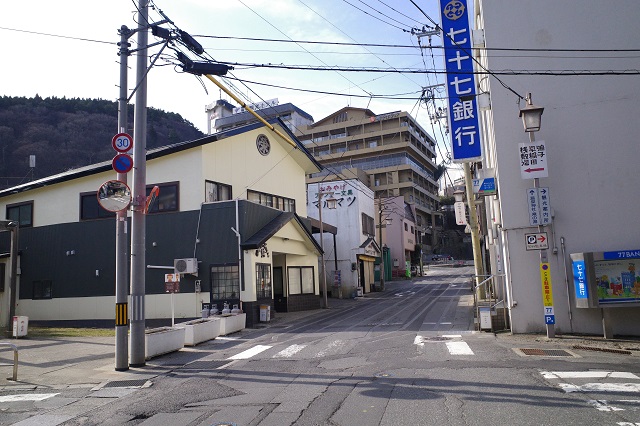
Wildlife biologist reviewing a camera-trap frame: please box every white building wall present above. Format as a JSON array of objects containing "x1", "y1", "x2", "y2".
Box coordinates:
[
  {"x1": 307, "y1": 180, "x2": 375, "y2": 295},
  {"x1": 477, "y1": 0, "x2": 640, "y2": 335}
]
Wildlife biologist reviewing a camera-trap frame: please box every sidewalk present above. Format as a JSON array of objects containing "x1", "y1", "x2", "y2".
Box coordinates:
[{"x1": 0, "y1": 294, "x2": 365, "y2": 391}]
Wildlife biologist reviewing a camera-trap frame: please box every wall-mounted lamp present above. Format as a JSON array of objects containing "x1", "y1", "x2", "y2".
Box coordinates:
[{"x1": 95, "y1": 269, "x2": 100, "y2": 277}]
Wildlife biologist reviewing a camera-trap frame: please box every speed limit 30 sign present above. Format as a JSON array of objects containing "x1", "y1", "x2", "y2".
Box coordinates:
[{"x1": 112, "y1": 133, "x2": 133, "y2": 153}]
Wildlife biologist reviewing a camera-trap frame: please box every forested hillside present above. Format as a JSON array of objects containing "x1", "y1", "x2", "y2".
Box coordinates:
[{"x1": 0, "y1": 96, "x2": 204, "y2": 189}]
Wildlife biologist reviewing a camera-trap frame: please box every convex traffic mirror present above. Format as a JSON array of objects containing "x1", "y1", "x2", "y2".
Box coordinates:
[{"x1": 97, "y1": 180, "x2": 132, "y2": 212}]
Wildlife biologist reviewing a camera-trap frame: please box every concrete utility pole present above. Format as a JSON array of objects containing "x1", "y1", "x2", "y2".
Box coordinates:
[
  {"x1": 115, "y1": 25, "x2": 131, "y2": 371},
  {"x1": 318, "y1": 189, "x2": 328, "y2": 309},
  {"x1": 130, "y1": 0, "x2": 149, "y2": 367},
  {"x1": 463, "y1": 163, "x2": 485, "y2": 298}
]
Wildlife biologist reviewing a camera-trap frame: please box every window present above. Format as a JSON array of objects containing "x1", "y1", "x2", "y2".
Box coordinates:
[
  {"x1": 6, "y1": 201, "x2": 33, "y2": 227},
  {"x1": 411, "y1": 226, "x2": 414, "y2": 233},
  {"x1": 33, "y1": 280, "x2": 52, "y2": 299},
  {"x1": 247, "y1": 190, "x2": 296, "y2": 213},
  {"x1": 211, "y1": 264, "x2": 239, "y2": 300},
  {"x1": 80, "y1": 192, "x2": 115, "y2": 220},
  {"x1": 256, "y1": 263, "x2": 272, "y2": 299},
  {"x1": 404, "y1": 223, "x2": 408, "y2": 232},
  {"x1": 288, "y1": 266, "x2": 315, "y2": 295},
  {"x1": 146, "y1": 182, "x2": 178, "y2": 213},
  {"x1": 362, "y1": 213, "x2": 375, "y2": 236},
  {"x1": 205, "y1": 180, "x2": 232, "y2": 203}
]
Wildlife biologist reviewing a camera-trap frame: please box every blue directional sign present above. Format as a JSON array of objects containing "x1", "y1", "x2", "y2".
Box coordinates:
[
  {"x1": 112, "y1": 153, "x2": 133, "y2": 174},
  {"x1": 439, "y1": 0, "x2": 482, "y2": 162},
  {"x1": 472, "y1": 177, "x2": 496, "y2": 195}
]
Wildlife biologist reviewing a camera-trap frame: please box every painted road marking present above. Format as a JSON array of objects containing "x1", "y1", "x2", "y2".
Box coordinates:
[
  {"x1": 587, "y1": 400, "x2": 626, "y2": 412},
  {"x1": 273, "y1": 344, "x2": 306, "y2": 358},
  {"x1": 315, "y1": 340, "x2": 344, "y2": 358},
  {"x1": 0, "y1": 393, "x2": 59, "y2": 403},
  {"x1": 542, "y1": 371, "x2": 639, "y2": 380},
  {"x1": 559, "y1": 383, "x2": 640, "y2": 393},
  {"x1": 446, "y1": 341, "x2": 474, "y2": 355},
  {"x1": 227, "y1": 345, "x2": 272, "y2": 360}
]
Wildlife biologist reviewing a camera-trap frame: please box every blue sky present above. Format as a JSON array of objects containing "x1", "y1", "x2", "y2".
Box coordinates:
[{"x1": 1, "y1": 0, "x2": 464, "y2": 181}]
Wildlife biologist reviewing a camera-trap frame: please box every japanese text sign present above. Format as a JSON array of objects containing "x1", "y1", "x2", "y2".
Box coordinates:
[
  {"x1": 439, "y1": 0, "x2": 482, "y2": 162},
  {"x1": 519, "y1": 141, "x2": 548, "y2": 179}
]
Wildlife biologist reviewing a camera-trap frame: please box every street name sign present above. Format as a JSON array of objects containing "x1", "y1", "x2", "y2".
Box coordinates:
[{"x1": 519, "y1": 140, "x2": 548, "y2": 179}]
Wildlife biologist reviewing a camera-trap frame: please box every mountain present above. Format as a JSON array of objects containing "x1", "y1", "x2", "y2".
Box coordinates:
[{"x1": 0, "y1": 95, "x2": 204, "y2": 189}]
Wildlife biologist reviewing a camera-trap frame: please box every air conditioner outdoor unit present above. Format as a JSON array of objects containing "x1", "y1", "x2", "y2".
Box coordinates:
[{"x1": 174, "y1": 258, "x2": 198, "y2": 274}]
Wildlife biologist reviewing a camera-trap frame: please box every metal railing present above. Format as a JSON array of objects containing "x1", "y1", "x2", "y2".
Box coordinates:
[
  {"x1": 472, "y1": 274, "x2": 509, "y2": 333},
  {"x1": 0, "y1": 343, "x2": 18, "y2": 381}
]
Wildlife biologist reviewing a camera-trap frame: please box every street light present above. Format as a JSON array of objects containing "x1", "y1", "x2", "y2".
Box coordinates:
[
  {"x1": 519, "y1": 93, "x2": 554, "y2": 338},
  {"x1": 519, "y1": 95, "x2": 544, "y2": 133}
]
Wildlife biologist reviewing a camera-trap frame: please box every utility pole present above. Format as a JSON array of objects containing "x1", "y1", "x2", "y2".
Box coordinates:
[
  {"x1": 130, "y1": 0, "x2": 149, "y2": 367},
  {"x1": 463, "y1": 163, "x2": 485, "y2": 298},
  {"x1": 115, "y1": 25, "x2": 131, "y2": 371},
  {"x1": 318, "y1": 189, "x2": 328, "y2": 309}
]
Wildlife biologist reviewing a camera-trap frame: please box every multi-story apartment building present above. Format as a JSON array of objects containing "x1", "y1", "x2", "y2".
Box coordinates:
[
  {"x1": 205, "y1": 98, "x2": 314, "y2": 135},
  {"x1": 298, "y1": 107, "x2": 441, "y2": 259}
]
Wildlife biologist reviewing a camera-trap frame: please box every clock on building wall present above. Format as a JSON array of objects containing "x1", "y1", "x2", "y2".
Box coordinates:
[{"x1": 256, "y1": 134, "x2": 271, "y2": 156}]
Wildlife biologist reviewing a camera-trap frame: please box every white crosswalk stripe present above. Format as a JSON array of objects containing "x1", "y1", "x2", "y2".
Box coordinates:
[
  {"x1": 227, "y1": 345, "x2": 272, "y2": 360},
  {"x1": 0, "y1": 393, "x2": 59, "y2": 403},
  {"x1": 273, "y1": 344, "x2": 306, "y2": 358},
  {"x1": 414, "y1": 334, "x2": 474, "y2": 355},
  {"x1": 445, "y1": 341, "x2": 474, "y2": 355},
  {"x1": 541, "y1": 370, "x2": 640, "y2": 415}
]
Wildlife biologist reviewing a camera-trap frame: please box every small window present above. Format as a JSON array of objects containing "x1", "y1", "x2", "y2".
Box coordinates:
[
  {"x1": 247, "y1": 190, "x2": 295, "y2": 213},
  {"x1": 80, "y1": 192, "x2": 116, "y2": 220},
  {"x1": 256, "y1": 263, "x2": 272, "y2": 299},
  {"x1": 361, "y1": 213, "x2": 375, "y2": 236},
  {"x1": 7, "y1": 201, "x2": 33, "y2": 227},
  {"x1": 404, "y1": 223, "x2": 408, "y2": 232},
  {"x1": 147, "y1": 182, "x2": 178, "y2": 213},
  {"x1": 211, "y1": 264, "x2": 239, "y2": 300},
  {"x1": 33, "y1": 280, "x2": 52, "y2": 299},
  {"x1": 288, "y1": 266, "x2": 315, "y2": 295},
  {"x1": 205, "y1": 180, "x2": 232, "y2": 203},
  {"x1": 411, "y1": 226, "x2": 414, "y2": 233}
]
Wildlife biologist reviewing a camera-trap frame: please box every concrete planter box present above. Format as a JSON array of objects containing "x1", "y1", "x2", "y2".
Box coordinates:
[
  {"x1": 144, "y1": 326, "x2": 185, "y2": 360},
  {"x1": 217, "y1": 313, "x2": 246, "y2": 335},
  {"x1": 175, "y1": 318, "x2": 221, "y2": 346}
]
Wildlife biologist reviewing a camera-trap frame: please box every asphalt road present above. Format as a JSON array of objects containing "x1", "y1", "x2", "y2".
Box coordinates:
[{"x1": 3, "y1": 265, "x2": 640, "y2": 425}]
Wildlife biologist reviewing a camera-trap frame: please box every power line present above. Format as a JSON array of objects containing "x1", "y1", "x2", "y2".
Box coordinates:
[
  {"x1": 215, "y1": 61, "x2": 640, "y2": 75},
  {"x1": 339, "y1": 0, "x2": 412, "y2": 32}
]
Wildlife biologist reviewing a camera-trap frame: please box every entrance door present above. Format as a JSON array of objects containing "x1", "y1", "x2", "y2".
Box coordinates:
[
  {"x1": 273, "y1": 267, "x2": 287, "y2": 312},
  {"x1": 359, "y1": 260, "x2": 368, "y2": 293}
]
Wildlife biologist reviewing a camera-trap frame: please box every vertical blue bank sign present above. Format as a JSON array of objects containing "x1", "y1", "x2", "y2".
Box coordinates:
[{"x1": 439, "y1": 0, "x2": 482, "y2": 162}]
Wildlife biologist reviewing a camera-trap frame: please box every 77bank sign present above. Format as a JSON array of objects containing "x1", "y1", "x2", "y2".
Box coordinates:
[{"x1": 439, "y1": 0, "x2": 482, "y2": 162}]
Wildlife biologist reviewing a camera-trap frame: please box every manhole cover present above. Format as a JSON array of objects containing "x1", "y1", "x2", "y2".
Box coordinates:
[
  {"x1": 103, "y1": 379, "x2": 149, "y2": 388},
  {"x1": 519, "y1": 348, "x2": 573, "y2": 357},
  {"x1": 180, "y1": 360, "x2": 231, "y2": 370},
  {"x1": 422, "y1": 336, "x2": 453, "y2": 342}
]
